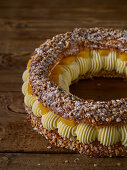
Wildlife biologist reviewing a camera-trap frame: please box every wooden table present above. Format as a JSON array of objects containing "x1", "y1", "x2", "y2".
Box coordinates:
[{"x1": 0, "y1": 0, "x2": 127, "y2": 169}]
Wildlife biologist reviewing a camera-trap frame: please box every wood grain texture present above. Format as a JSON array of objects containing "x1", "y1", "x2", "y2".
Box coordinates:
[
  {"x1": 0, "y1": 0, "x2": 127, "y2": 169},
  {"x1": 0, "y1": 153, "x2": 126, "y2": 170}
]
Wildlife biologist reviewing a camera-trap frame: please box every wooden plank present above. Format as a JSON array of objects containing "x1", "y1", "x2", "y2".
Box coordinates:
[
  {"x1": 0, "y1": 71, "x2": 22, "y2": 92},
  {"x1": 1, "y1": 0, "x2": 127, "y2": 8},
  {"x1": 0, "y1": 153, "x2": 126, "y2": 170},
  {"x1": 0, "y1": 0, "x2": 127, "y2": 169},
  {"x1": 0, "y1": 8, "x2": 127, "y2": 33},
  {"x1": 0, "y1": 2, "x2": 127, "y2": 54},
  {"x1": 0, "y1": 53, "x2": 30, "y2": 70},
  {"x1": 0, "y1": 8, "x2": 127, "y2": 24},
  {"x1": 0, "y1": 92, "x2": 71, "y2": 153}
]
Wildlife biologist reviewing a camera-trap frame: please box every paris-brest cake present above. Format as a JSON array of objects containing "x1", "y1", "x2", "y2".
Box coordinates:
[{"x1": 22, "y1": 28, "x2": 127, "y2": 157}]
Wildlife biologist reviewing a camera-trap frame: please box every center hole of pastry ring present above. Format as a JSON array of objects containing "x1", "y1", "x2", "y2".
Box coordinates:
[
  {"x1": 70, "y1": 77, "x2": 127, "y2": 101},
  {"x1": 50, "y1": 49, "x2": 127, "y2": 101}
]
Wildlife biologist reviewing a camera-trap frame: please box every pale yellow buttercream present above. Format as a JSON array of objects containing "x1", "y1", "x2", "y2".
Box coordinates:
[
  {"x1": 59, "y1": 74, "x2": 70, "y2": 92},
  {"x1": 32, "y1": 100, "x2": 46, "y2": 117},
  {"x1": 103, "y1": 51, "x2": 117, "y2": 70},
  {"x1": 22, "y1": 80, "x2": 29, "y2": 95},
  {"x1": 125, "y1": 66, "x2": 127, "y2": 75},
  {"x1": 120, "y1": 125, "x2": 127, "y2": 146},
  {"x1": 63, "y1": 61, "x2": 80, "y2": 81},
  {"x1": 61, "y1": 66, "x2": 72, "y2": 86},
  {"x1": 22, "y1": 69, "x2": 29, "y2": 82},
  {"x1": 24, "y1": 94, "x2": 36, "y2": 107},
  {"x1": 57, "y1": 121, "x2": 77, "y2": 140},
  {"x1": 58, "y1": 51, "x2": 127, "y2": 91},
  {"x1": 59, "y1": 75, "x2": 69, "y2": 92},
  {"x1": 76, "y1": 57, "x2": 90, "y2": 75},
  {"x1": 98, "y1": 126, "x2": 119, "y2": 146},
  {"x1": 41, "y1": 112, "x2": 60, "y2": 130},
  {"x1": 90, "y1": 50, "x2": 103, "y2": 73},
  {"x1": 58, "y1": 61, "x2": 79, "y2": 91},
  {"x1": 116, "y1": 58, "x2": 126, "y2": 74},
  {"x1": 76, "y1": 123, "x2": 96, "y2": 144}
]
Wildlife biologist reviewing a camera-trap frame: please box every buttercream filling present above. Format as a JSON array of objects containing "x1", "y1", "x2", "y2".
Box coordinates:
[
  {"x1": 89, "y1": 50, "x2": 103, "y2": 73},
  {"x1": 22, "y1": 80, "x2": 29, "y2": 95},
  {"x1": 41, "y1": 112, "x2": 60, "y2": 130},
  {"x1": 103, "y1": 51, "x2": 117, "y2": 70},
  {"x1": 98, "y1": 126, "x2": 119, "y2": 146},
  {"x1": 57, "y1": 121, "x2": 77, "y2": 141},
  {"x1": 76, "y1": 57, "x2": 90, "y2": 75},
  {"x1": 32, "y1": 100, "x2": 49, "y2": 117},
  {"x1": 22, "y1": 69, "x2": 29, "y2": 82},
  {"x1": 22, "y1": 49, "x2": 127, "y2": 146},
  {"x1": 116, "y1": 58, "x2": 126, "y2": 74},
  {"x1": 24, "y1": 94, "x2": 37, "y2": 108},
  {"x1": 76, "y1": 123, "x2": 96, "y2": 144},
  {"x1": 50, "y1": 50, "x2": 127, "y2": 91}
]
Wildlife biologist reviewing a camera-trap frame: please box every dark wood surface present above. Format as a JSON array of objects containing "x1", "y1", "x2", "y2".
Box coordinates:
[{"x1": 0, "y1": 0, "x2": 127, "y2": 169}]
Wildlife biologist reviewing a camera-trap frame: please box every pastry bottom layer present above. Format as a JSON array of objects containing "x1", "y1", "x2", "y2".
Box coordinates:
[{"x1": 26, "y1": 106, "x2": 127, "y2": 157}]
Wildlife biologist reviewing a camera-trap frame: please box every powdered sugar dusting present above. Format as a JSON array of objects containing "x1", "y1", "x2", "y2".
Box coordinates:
[{"x1": 29, "y1": 27, "x2": 127, "y2": 126}]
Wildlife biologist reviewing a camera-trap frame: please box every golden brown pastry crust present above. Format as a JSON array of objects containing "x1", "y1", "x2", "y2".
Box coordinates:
[
  {"x1": 26, "y1": 106, "x2": 127, "y2": 157},
  {"x1": 29, "y1": 28, "x2": 127, "y2": 126}
]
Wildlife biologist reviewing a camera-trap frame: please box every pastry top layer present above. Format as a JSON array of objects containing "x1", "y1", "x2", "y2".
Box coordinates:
[{"x1": 29, "y1": 27, "x2": 127, "y2": 126}]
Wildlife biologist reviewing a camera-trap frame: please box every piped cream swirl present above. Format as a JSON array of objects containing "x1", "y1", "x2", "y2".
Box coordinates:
[
  {"x1": 24, "y1": 94, "x2": 36, "y2": 107},
  {"x1": 22, "y1": 69, "x2": 29, "y2": 82},
  {"x1": 59, "y1": 67, "x2": 71, "y2": 92},
  {"x1": 41, "y1": 112, "x2": 60, "y2": 130},
  {"x1": 22, "y1": 80, "x2": 29, "y2": 95},
  {"x1": 116, "y1": 58, "x2": 126, "y2": 74},
  {"x1": 90, "y1": 50, "x2": 103, "y2": 73},
  {"x1": 98, "y1": 126, "x2": 119, "y2": 146},
  {"x1": 64, "y1": 61, "x2": 80, "y2": 81},
  {"x1": 120, "y1": 125, "x2": 127, "y2": 146},
  {"x1": 61, "y1": 66, "x2": 72, "y2": 86},
  {"x1": 32, "y1": 100, "x2": 47, "y2": 117},
  {"x1": 104, "y1": 51, "x2": 117, "y2": 70},
  {"x1": 57, "y1": 121, "x2": 77, "y2": 140},
  {"x1": 76, "y1": 57, "x2": 90, "y2": 75},
  {"x1": 76, "y1": 123, "x2": 96, "y2": 144}
]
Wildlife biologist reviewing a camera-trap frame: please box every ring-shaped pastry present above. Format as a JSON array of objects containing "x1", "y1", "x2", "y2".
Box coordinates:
[{"x1": 22, "y1": 28, "x2": 127, "y2": 157}]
